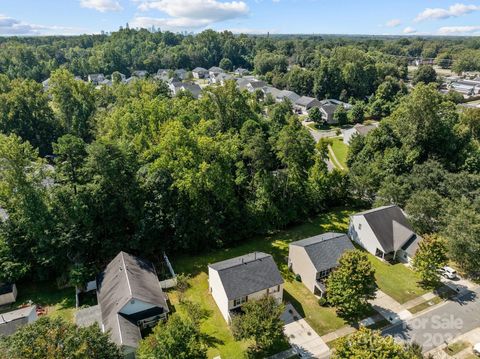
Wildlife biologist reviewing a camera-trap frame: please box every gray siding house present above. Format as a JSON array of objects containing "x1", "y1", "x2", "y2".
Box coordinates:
[{"x1": 288, "y1": 233, "x2": 354, "y2": 296}]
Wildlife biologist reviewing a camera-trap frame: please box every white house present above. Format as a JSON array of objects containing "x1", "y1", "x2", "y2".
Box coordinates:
[
  {"x1": 276, "y1": 90, "x2": 300, "y2": 103},
  {"x1": 348, "y1": 206, "x2": 421, "y2": 263},
  {"x1": 208, "y1": 66, "x2": 224, "y2": 78},
  {"x1": 0, "y1": 283, "x2": 17, "y2": 306},
  {"x1": 0, "y1": 305, "x2": 37, "y2": 337},
  {"x1": 288, "y1": 233, "x2": 354, "y2": 296},
  {"x1": 294, "y1": 96, "x2": 322, "y2": 114},
  {"x1": 192, "y1": 67, "x2": 208, "y2": 79},
  {"x1": 208, "y1": 252, "x2": 284, "y2": 323}
]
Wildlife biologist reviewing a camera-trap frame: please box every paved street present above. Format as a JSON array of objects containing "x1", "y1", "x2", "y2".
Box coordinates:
[{"x1": 383, "y1": 287, "x2": 480, "y2": 352}]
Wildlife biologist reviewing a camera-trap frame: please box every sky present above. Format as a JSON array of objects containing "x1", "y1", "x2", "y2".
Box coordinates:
[{"x1": 1, "y1": 0, "x2": 480, "y2": 36}]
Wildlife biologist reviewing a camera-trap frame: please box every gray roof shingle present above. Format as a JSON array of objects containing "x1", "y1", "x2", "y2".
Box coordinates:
[
  {"x1": 96, "y1": 252, "x2": 169, "y2": 348},
  {"x1": 290, "y1": 233, "x2": 354, "y2": 273},
  {"x1": 209, "y1": 252, "x2": 284, "y2": 300},
  {"x1": 355, "y1": 206, "x2": 416, "y2": 253}
]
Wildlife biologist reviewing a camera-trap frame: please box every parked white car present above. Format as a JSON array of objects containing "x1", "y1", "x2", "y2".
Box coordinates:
[
  {"x1": 439, "y1": 266, "x2": 458, "y2": 280},
  {"x1": 473, "y1": 342, "x2": 480, "y2": 355}
]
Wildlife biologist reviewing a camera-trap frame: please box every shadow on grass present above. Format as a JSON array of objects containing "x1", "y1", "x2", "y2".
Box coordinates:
[
  {"x1": 174, "y1": 207, "x2": 358, "y2": 278},
  {"x1": 283, "y1": 289, "x2": 306, "y2": 318},
  {"x1": 16, "y1": 281, "x2": 75, "y2": 310}
]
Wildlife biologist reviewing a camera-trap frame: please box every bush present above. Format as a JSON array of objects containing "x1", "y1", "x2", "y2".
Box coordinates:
[
  {"x1": 295, "y1": 274, "x2": 301, "y2": 282},
  {"x1": 318, "y1": 296, "x2": 327, "y2": 306}
]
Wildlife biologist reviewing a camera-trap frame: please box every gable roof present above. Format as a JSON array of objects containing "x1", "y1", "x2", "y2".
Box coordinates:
[
  {"x1": 209, "y1": 66, "x2": 224, "y2": 73},
  {"x1": 192, "y1": 67, "x2": 207, "y2": 73},
  {"x1": 248, "y1": 80, "x2": 267, "y2": 89},
  {"x1": 354, "y1": 123, "x2": 377, "y2": 136},
  {"x1": 263, "y1": 86, "x2": 281, "y2": 98},
  {"x1": 209, "y1": 252, "x2": 283, "y2": 300},
  {"x1": 277, "y1": 90, "x2": 300, "y2": 103},
  {"x1": 290, "y1": 233, "x2": 354, "y2": 273},
  {"x1": 354, "y1": 206, "x2": 416, "y2": 253},
  {"x1": 320, "y1": 103, "x2": 338, "y2": 115},
  {"x1": 295, "y1": 96, "x2": 320, "y2": 107},
  {"x1": 96, "y1": 252, "x2": 169, "y2": 348}
]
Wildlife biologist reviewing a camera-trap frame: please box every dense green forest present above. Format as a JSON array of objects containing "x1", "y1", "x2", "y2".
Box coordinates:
[{"x1": 0, "y1": 29, "x2": 479, "y2": 286}]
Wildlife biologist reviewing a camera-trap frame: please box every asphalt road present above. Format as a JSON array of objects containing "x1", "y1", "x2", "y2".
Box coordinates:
[{"x1": 383, "y1": 287, "x2": 480, "y2": 352}]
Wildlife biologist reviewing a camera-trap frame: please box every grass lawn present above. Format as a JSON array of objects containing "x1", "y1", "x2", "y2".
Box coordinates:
[
  {"x1": 443, "y1": 340, "x2": 470, "y2": 356},
  {"x1": 329, "y1": 138, "x2": 349, "y2": 170},
  {"x1": 2, "y1": 281, "x2": 76, "y2": 322},
  {"x1": 408, "y1": 296, "x2": 443, "y2": 314},
  {"x1": 170, "y1": 208, "x2": 356, "y2": 357},
  {"x1": 366, "y1": 254, "x2": 429, "y2": 304}
]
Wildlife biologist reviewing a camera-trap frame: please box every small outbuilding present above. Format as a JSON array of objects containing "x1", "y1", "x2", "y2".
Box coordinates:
[{"x1": 0, "y1": 283, "x2": 17, "y2": 306}]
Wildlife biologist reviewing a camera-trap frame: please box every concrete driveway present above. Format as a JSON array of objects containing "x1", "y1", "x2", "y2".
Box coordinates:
[{"x1": 281, "y1": 303, "x2": 330, "y2": 358}]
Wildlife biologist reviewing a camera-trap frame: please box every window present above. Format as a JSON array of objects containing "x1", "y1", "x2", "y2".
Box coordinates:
[{"x1": 233, "y1": 296, "x2": 247, "y2": 307}]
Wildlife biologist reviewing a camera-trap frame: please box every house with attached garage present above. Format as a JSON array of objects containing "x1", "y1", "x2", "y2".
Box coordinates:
[
  {"x1": 192, "y1": 67, "x2": 208, "y2": 79},
  {"x1": 288, "y1": 233, "x2": 354, "y2": 297},
  {"x1": 348, "y1": 205, "x2": 421, "y2": 263},
  {"x1": 294, "y1": 96, "x2": 322, "y2": 114},
  {"x1": 208, "y1": 252, "x2": 284, "y2": 323},
  {"x1": 246, "y1": 80, "x2": 267, "y2": 93},
  {"x1": 76, "y1": 251, "x2": 170, "y2": 358},
  {"x1": 209, "y1": 66, "x2": 224, "y2": 78},
  {"x1": 343, "y1": 122, "x2": 378, "y2": 145},
  {"x1": 276, "y1": 90, "x2": 300, "y2": 104}
]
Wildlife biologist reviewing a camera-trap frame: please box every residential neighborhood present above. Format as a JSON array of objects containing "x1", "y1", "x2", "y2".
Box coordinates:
[{"x1": 1, "y1": 4, "x2": 480, "y2": 359}]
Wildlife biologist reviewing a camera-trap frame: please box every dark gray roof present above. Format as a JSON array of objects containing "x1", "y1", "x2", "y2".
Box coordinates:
[
  {"x1": 354, "y1": 123, "x2": 377, "y2": 136},
  {"x1": 320, "y1": 103, "x2": 338, "y2": 115},
  {"x1": 0, "y1": 283, "x2": 14, "y2": 296},
  {"x1": 209, "y1": 66, "x2": 224, "y2": 73},
  {"x1": 295, "y1": 96, "x2": 321, "y2": 107},
  {"x1": 354, "y1": 206, "x2": 416, "y2": 253},
  {"x1": 96, "y1": 251, "x2": 169, "y2": 348},
  {"x1": 192, "y1": 67, "x2": 207, "y2": 73},
  {"x1": 290, "y1": 233, "x2": 354, "y2": 273},
  {"x1": 277, "y1": 90, "x2": 300, "y2": 102},
  {"x1": 209, "y1": 252, "x2": 284, "y2": 300},
  {"x1": 0, "y1": 306, "x2": 36, "y2": 337},
  {"x1": 249, "y1": 81, "x2": 267, "y2": 89}
]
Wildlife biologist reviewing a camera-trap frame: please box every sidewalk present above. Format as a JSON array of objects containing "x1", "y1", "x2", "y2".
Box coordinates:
[
  {"x1": 280, "y1": 303, "x2": 330, "y2": 358},
  {"x1": 425, "y1": 327, "x2": 480, "y2": 358},
  {"x1": 370, "y1": 290, "x2": 412, "y2": 324}
]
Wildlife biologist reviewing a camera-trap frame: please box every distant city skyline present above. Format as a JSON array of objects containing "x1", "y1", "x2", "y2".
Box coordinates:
[{"x1": 1, "y1": 0, "x2": 480, "y2": 36}]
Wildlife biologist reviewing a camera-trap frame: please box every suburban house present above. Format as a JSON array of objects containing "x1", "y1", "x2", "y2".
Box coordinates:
[
  {"x1": 288, "y1": 233, "x2": 354, "y2": 296},
  {"x1": 343, "y1": 123, "x2": 378, "y2": 145},
  {"x1": 262, "y1": 86, "x2": 281, "y2": 99},
  {"x1": 236, "y1": 77, "x2": 251, "y2": 91},
  {"x1": 174, "y1": 69, "x2": 187, "y2": 80},
  {"x1": 211, "y1": 72, "x2": 233, "y2": 85},
  {"x1": 208, "y1": 252, "x2": 284, "y2": 323},
  {"x1": 294, "y1": 96, "x2": 322, "y2": 114},
  {"x1": 0, "y1": 305, "x2": 37, "y2": 337},
  {"x1": 0, "y1": 283, "x2": 17, "y2": 306},
  {"x1": 192, "y1": 67, "x2": 208, "y2": 79},
  {"x1": 246, "y1": 80, "x2": 267, "y2": 93},
  {"x1": 348, "y1": 206, "x2": 421, "y2": 263},
  {"x1": 209, "y1": 66, "x2": 224, "y2": 78},
  {"x1": 87, "y1": 73, "x2": 105, "y2": 85},
  {"x1": 276, "y1": 90, "x2": 300, "y2": 103},
  {"x1": 76, "y1": 251, "x2": 170, "y2": 358},
  {"x1": 169, "y1": 81, "x2": 202, "y2": 98},
  {"x1": 155, "y1": 69, "x2": 170, "y2": 81},
  {"x1": 234, "y1": 67, "x2": 249, "y2": 76}
]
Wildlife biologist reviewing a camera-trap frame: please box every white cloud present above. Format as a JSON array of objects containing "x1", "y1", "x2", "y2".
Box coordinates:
[
  {"x1": 438, "y1": 25, "x2": 480, "y2": 35},
  {"x1": 385, "y1": 19, "x2": 401, "y2": 28},
  {"x1": 0, "y1": 14, "x2": 83, "y2": 36},
  {"x1": 132, "y1": 0, "x2": 248, "y2": 30},
  {"x1": 403, "y1": 26, "x2": 417, "y2": 34},
  {"x1": 80, "y1": 0, "x2": 123, "y2": 12},
  {"x1": 415, "y1": 3, "x2": 480, "y2": 22}
]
